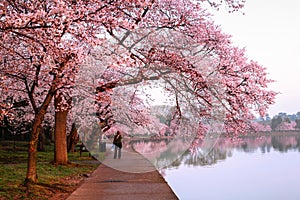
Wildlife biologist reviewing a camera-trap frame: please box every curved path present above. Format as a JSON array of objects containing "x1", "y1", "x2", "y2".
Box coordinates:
[{"x1": 67, "y1": 148, "x2": 178, "y2": 200}]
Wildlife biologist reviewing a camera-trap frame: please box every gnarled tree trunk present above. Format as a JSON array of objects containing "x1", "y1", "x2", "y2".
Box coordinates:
[
  {"x1": 25, "y1": 56, "x2": 73, "y2": 184},
  {"x1": 26, "y1": 124, "x2": 39, "y2": 184},
  {"x1": 26, "y1": 111, "x2": 47, "y2": 184}
]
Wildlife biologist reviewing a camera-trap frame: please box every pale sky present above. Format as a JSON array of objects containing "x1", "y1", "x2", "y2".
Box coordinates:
[{"x1": 210, "y1": 0, "x2": 300, "y2": 117}]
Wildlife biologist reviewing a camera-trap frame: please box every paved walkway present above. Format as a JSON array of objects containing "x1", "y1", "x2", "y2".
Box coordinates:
[{"x1": 67, "y1": 147, "x2": 178, "y2": 200}]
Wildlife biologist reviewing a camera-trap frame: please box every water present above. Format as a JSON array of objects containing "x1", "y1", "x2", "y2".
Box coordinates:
[{"x1": 163, "y1": 133, "x2": 300, "y2": 200}]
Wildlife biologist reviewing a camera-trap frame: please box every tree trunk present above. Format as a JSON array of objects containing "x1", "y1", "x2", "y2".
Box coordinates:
[
  {"x1": 54, "y1": 95, "x2": 69, "y2": 165},
  {"x1": 26, "y1": 142, "x2": 38, "y2": 183},
  {"x1": 25, "y1": 55, "x2": 72, "y2": 184},
  {"x1": 37, "y1": 128, "x2": 46, "y2": 151},
  {"x1": 25, "y1": 118, "x2": 42, "y2": 184},
  {"x1": 67, "y1": 123, "x2": 79, "y2": 153},
  {"x1": 26, "y1": 104, "x2": 52, "y2": 184}
]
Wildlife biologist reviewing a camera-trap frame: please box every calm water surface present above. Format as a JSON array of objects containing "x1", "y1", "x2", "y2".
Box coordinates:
[{"x1": 163, "y1": 134, "x2": 300, "y2": 200}]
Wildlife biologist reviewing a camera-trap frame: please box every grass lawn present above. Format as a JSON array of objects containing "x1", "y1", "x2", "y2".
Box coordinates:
[{"x1": 0, "y1": 141, "x2": 100, "y2": 200}]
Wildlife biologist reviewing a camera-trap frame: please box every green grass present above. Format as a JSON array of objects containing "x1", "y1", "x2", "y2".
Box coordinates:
[{"x1": 0, "y1": 141, "x2": 100, "y2": 200}]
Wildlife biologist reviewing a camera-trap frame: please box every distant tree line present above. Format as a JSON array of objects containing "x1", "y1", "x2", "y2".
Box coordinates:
[{"x1": 255, "y1": 112, "x2": 300, "y2": 131}]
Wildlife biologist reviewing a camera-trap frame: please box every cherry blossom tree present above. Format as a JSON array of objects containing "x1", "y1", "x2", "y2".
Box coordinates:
[
  {"x1": 1, "y1": 0, "x2": 276, "y2": 184},
  {"x1": 0, "y1": 0, "x2": 141, "y2": 183},
  {"x1": 275, "y1": 121, "x2": 296, "y2": 131},
  {"x1": 86, "y1": 0, "x2": 276, "y2": 137},
  {"x1": 250, "y1": 121, "x2": 272, "y2": 132}
]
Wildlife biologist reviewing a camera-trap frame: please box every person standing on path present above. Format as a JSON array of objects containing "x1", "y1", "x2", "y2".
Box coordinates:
[{"x1": 113, "y1": 131, "x2": 122, "y2": 159}]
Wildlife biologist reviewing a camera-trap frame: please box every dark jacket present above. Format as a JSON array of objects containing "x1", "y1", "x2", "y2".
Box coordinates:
[{"x1": 113, "y1": 134, "x2": 122, "y2": 148}]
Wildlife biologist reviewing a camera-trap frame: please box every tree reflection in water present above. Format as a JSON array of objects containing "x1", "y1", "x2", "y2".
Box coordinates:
[{"x1": 126, "y1": 132, "x2": 300, "y2": 169}]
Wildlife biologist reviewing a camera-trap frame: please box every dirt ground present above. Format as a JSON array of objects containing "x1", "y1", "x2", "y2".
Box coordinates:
[{"x1": 47, "y1": 175, "x2": 87, "y2": 200}]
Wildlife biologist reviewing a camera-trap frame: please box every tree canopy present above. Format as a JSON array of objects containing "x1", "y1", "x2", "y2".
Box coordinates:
[{"x1": 1, "y1": 0, "x2": 276, "y2": 183}]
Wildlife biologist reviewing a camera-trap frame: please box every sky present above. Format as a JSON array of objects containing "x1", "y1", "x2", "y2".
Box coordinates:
[{"x1": 210, "y1": 0, "x2": 300, "y2": 117}]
